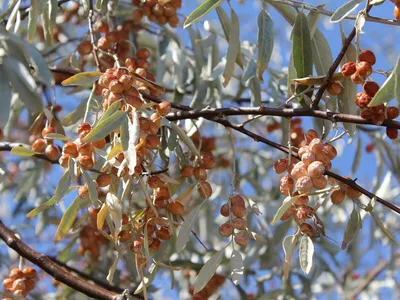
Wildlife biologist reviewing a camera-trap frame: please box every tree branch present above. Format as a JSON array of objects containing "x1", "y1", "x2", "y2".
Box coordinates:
[
  {"x1": 0, "y1": 220, "x2": 121, "y2": 300},
  {"x1": 311, "y1": 5, "x2": 373, "y2": 109},
  {"x1": 165, "y1": 106, "x2": 400, "y2": 129},
  {"x1": 142, "y1": 93, "x2": 400, "y2": 215}
]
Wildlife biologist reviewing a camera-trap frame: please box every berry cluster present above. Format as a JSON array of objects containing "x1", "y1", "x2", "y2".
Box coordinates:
[
  {"x1": 219, "y1": 194, "x2": 249, "y2": 247},
  {"x1": 391, "y1": 0, "x2": 400, "y2": 22},
  {"x1": 131, "y1": 0, "x2": 181, "y2": 28},
  {"x1": 2, "y1": 267, "x2": 37, "y2": 299},
  {"x1": 31, "y1": 126, "x2": 62, "y2": 161},
  {"x1": 77, "y1": 208, "x2": 108, "y2": 261},
  {"x1": 341, "y1": 49, "x2": 399, "y2": 139}
]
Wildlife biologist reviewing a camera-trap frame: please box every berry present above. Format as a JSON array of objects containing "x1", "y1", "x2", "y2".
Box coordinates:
[
  {"x1": 331, "y1": 190, "x2": 345, "y2": 205},
  {"x1": 181, "y1": 165, "x2": 194, "y2": 177},
  {"x1": 32, "y1": 139, "x2": 47, "y2": 153},
  {"x1": 293, "y1": 192, "x2": 309, "y2": 206},
  {"x1": 156, "y1": 101, "x2": 171, "y2": 116},
  {"x1": 119, "y1": 75, "x2": 134, "y2": 90},
  {"x1": 77, "y1": 122, "x2": 91, "y2": 134},
  {"x1": 77, "y1": 142, "x2": 93, "y2": 156},
  {"x1": 280, "y1": 175, "x2": 294, "y2": 196},
  {"x1": 197, "y1": 181, "x2": 212, "y2": 198},
  {"x1": 78, "y1": 185, "x2": 89, "y2": 199},
  {"x1": 363, "y1": 81, "x2": 380, "y2": 97},
  {"x1": 387, "y1": 107, "x2": 399, "y2": 119},
  {"x1": 59, "y1": 154, "x2": 71, "y2": 167},
  {"x1": 193, "y1": 167, "x2": 207, "y2": 181},
  {"x1": 232, "y1": 218, "x2": 247, "y2": 230},
  {"x1": 327, "y1": 81, "x2": 342, "y2": 95},
  {"x1": 92, "y1": 138, "x2": 107, "y2": 149},
  {"x1": 234, "y1": 231, "x2": 249, "y2": 247},
  {"x1": 136, "y1": 48, "x2": 151, "y2": 60},
  {"x1": 149, "y1": 238, "x2": 161, "y2": 253},
  {"x1": 300, "y1": 223, "x2": 314, "y2": 237},
  {"x1": 354, "y1": 92, "x2": 372, "y2": 108},
  {"x1": 97, "y1": 37, "x2": 111, "y2": 50},
  {"x1": 296, "y1": 176, "x2": 313, "y2": 194},
  {"x1": 156, "y1": 226, "x2": 171, "y2": 240},
  {"x1": 273, "y1": 159, "x2": 288, "y2": 174},
  {"x1": 358, "y1": 50, "x2": 376, "y2": 66},
  {"x1": 365, "y1": 143, "x2": 374, "y2": 153},
  {"x1": 200, "y1": 154, "x2": 216, "y2": 169},
  {"x1": 371, "y1": 113, "x2": 385, "y2": 125},
  {"x1": 395, "y1": 5, "x2": 400, "y2": 22},
  {"x1": 298, "y1": 146, "x2": 309, "y2": 158},
  {"x1": 45, "y1": 144, "x2": 60, "y2": 161},
  {"x1": 3, "y1": 278, "x2": 13, "y2": 290},
  {"x1": 109, "y1": 80, "x2": 124, "y2": 94},
  {"x1": 231, "y1": 205, "x2": 246, "y2": 218},
  {"x1": 386, "y1": 127, "x2": 398, "y2": 140},
  {"x1": 305, "y1": 129, "x2": 319, "y2": 144},
  {"x1": 323, "y1": 143, "x2": 337, "y2": 160},
  {"x1": 356, "y1": 61, "x2": 373, "y2": 77},
  {"x1": 309, "y1": 138, "x2": 323, "y2": 154},
  {"x1": 220, "y1": 203, "x2": 229, "y2": 217},
  {"x1": 9, "y1": 269, "x2": 23, "y2": 280},
  {"x1": 219, "y1": 223, "x2": 233, "y2": 237},
  {"x1": 42, "y1": 126, "x2": 55, "y2": 137},
  {"x1": 311, "y1": 176, "x2": 327, "y2": 189},
  {"x1": 145, "y1": 134, "x2": 159, "y2": 148},
  {"x1": 230, "y1": 194, "x2": 245, "y2": 207},
  {"x1": 96, "y1": 173, "x2": 111, "y2": 187},
  {"x1": 301, "y1": 151, "x2": 316, "y2": 167},
  {"x1": 79, "y1": 155, "x2": 94, "y2": 170},
  {"x1": 351, "y1": 72, "x2": 365, "y2": 84},
  {"x1": 360, "y1": 108, "x2": 374, "y2": 120},
  {"x1": 63, "y1": 142, "x2": 79, "y2": 158},
  {"x1": 168, "y1": 201, "x2": 184, "y2": 215},
  {"x1": 77, "y1": 41, "x2": 93, "y2": 55},
  {"x1": 290, "y1": 161, "x2": 308, "y2": 179},
  {"x1": 341, "y1": 62, "x2": 357, "y2": 76}
]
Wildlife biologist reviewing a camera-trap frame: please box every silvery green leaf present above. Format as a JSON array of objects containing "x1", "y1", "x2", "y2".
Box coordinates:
[
  {"x1": 241, "y1": 59, "x2": 257, "y2": 85},
  {"x1": 27, "y1": 0, "x2": 40, "y2": 42},
  {"x1": 106, "y1": 192, "x2": 123, "y2": 236},
  {"x1": 134, "y1": 263, "x2": 159, "y2": 294},
  {"x1": 176, "y1": 201, "x2": 205, "y2": 252},
  {"x1": 307, "y1": 6, "x2": 324, "y2": 37},
  {"x1": 82, "y1": 170, "x2": 99, "y2": 206},
  {"x1": 0, "y1": 66, "x2": 11, "y2": 127},
  {"x1": 230, "y1": 250, "x2": 244, "y2": 285},
  {"x1": 6, "y1": 0, "x2": 21, "y2": 31},
  {"x1": 54, "y1": 169, "x2": 71, "y2": 204},
  {"x1": 106, "y1": 254, "x2": 120, "y2": 284},
  {"x1": 271, "y1": 194, "x2": 302, "y2": 225},
  {"x1": 256, "y1": 9, "x2": 274, "y2": 83},
  {"x1": 123, "y1": 111, "x2": 139, "y2": 175},
  {"x1": 330, "y1": 0, "x2": 364, "y2": 23},
  {"x1": 3, "y1": 56, "x2": 43, "y2": 114},
  {"x1": 222, "y1": 7, "x2": 240, "y2": 87},
  {"x1": 282, "y1": 234, "x2": 298, "y2": 280},
  {"x1": 292, "y1": 12, "x2": 313, "y2": 79},
  {"x1": 194, "y1": 250, "x2": 224, "y2": 294},
  {"x1": 351, "y1": 136, "x2": 362, "y2": 174},
  {"x1": 41, "y1": 0, "x2": 53, "y2": 45},
  {"x1": 299, "y1": 235, "x2": 314, "y2": 274},
  {"x1": 250, "y1": 78, "x2": 261, "y2": 107},
  {"x1": 55, "y1": 196, "x2": 81, "y2": 243},
  {"x1": 82, "y1": 110, "x2": 127, "y2": 142},
  {"x1": 370, "y1": 211, "x2": 396, "y2": 243},
  {"x1": 341, "y1": 208, "x2": 360, "y2": 250},
  {"x1": 184, "y1": 0, "x2": 224, "y2": 28},
  {"x1": 369, "y1": 55, "x2": 400, "y2": 106}
]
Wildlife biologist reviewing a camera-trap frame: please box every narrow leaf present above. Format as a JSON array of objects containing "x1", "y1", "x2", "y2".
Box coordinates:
[
  {"x1": 0, "y1": 67, "x2": 11, "y2": 127},
  {"x1": 282, "y1": 234, "x2": 299, "y2": 280},
  {"x1": 299, "y1": 235, "x2": 314, "y2": 274},
  {"x1": 271, "y1": 194, "x2": 301, "y2": 225},
  {"x1": 341, "y1": 208, "x2": 360, "y2": 250},
  {"x1": 55, "y1": 196, "x2": 81, "y2": 243},
  {"x1": 82, "y1": 170, "x2": 98, "y2": 205},
  {"x1": 256, "y1": 9, "x2": 274, "y2": 83},
  {"x1": 10, "y1": 146, "x2": 35, "y2": 157},
  {"x1": 330, "y1": 0, "x2": 364, "y2": 23},
  {"x1": 27, "y1": 0, "x2": 39, "y2": 42},
  {"x1": 230, "y1": 250, "x2": 243, "y2": 285},
  {"x1": 123, "y1": 110, "x2": 139, "y2": 175},
  {"x1": 54, "y1": 169, "x2": 71, "y2": 204},
  {"x1": 292, "y1": 12, "x2": 313, "y2": 79},
  {"x1": 183, "y1": 0, "x2": 224, "y2": 28},
  {"x1": 170, "y1": 122, "x2": 201, "y2": 158},
  {"x1": 61, "y1": 71, "x2": 103, "y2": 86},
  {"x1": 222, "y1": 8, "x2": 240, "y2": 87},
  {"x1": 82, "y1": 110, "x2": 127, "y2": 142},
  {"x1": 370, "y1": 211, "x2": 396, "y2": 243},
  {"x1": 194, "y1": 250, "x2": 224, "y2": 294}
]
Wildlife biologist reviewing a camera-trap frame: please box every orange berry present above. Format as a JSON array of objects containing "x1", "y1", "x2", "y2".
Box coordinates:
[
  {"x1": 300, "y1": 223, "x2": 314, "y2": 237},
  {"x1": 156, "y1": 226, "x2": 171, "y2": 240},
  {"x1": 78, "y1": 185, "x2": 89, "y2": 199},
  {"x1": 311, "y1": 176, "x2": 327, "y2": 189},
  {"x1": 356, "y1": 61, "x2": 372, "y2": 77},
  {"x1": 193, "y1": 167, "x2": 207, "y2": 181},
  {"x1": 32, "y1": 138, "x2": 47, "y2": 153},
  {"x1": 197, "y1": 181, "x2": 212, "y2": 198},
  {"x1": 351, "y1": 72, "x2": 365, "y2": 84},
  {"x1": 92, "y1": 138, "x2": 107, "y2": 149},
  {"x1": 119, "y1": 230, "x2": 131, "y2": 242},
  {"x1": 386, "y1": 127, "x2": 398, "y2": 140},
  {"x1": 279, "y1": 175, "x2": 294, "y2": 196},
  {"x1": 136, "y1": 48, "x2": 151, "y2": 60},
  {"x1": 323, "y1": 143, "x2": 337, "y2": 160},
  {"x1": 234, "y1": 231, "x2": 249, "y2": 247},
  {"x1": 331, "y1": 190, "x2": 345, "y2": 205},
  {"x1": 232, "y1": 218, "x2": 247, "y2": 230},
  {"x1": 79, "y1": 155, "x2": 94, "y2": 170},
  {"x1": 363, "y1": 81, "x2": 380, "y2": 97},
  {"x1": 59, "y1": 154, "x2": 71, "y2": 167},
  {"x1": 168, "y1": 201, "x2": 184, "y2": 215},
  {"x1": 296, "y1": 176, "x2": 313, "y2": 194},
  {"x1": 97, "y1": 37, "x2": 111, "y2": 50},
  {"x1": 290, "y1": 161, "x2": 308, "y2": 179},
  {"x1": 301, "y1": 151, "x2": 316, "y2": 167},
  {"x1": 327, "y1": 81, "x2": 342, "y2": 95},
  {"x1": 155, "y1": 101, "x2": 171, "y2": 116},
  {"x1": 219, "y1": 223, "x2": 233, "y2": 237},
  {"x1": 148, "y1": 176, "x2": 164, "y2": 189},
  {"x1": 231, "y1": 205, "x2": 247, "y2": 218},
  {"x1": 358, "y1": 49, "x2": 376, "y2": 66},
  {"x1": 45, "y1": 144, "x2": 60, "y2": 161},
  {"x1": 395, "y1": 5, "x2": 400, "y2": 22},
  {"x1": 77, "y1": 41, "x2": 93, "y2": 55},
  {"x1": 305, "y1": 129, "x2": 319, "y2": 144},
  {"x1": 145, "y1": 134, "x2": 159, "y2": 148},
  {"x1": 345, "y1": 186, "x2": 362, "y2": 199},
  {"x1": 230, "y1": 194, "x2": 245, "y2": 207},
  {"x1": 109, "y1": 80, "x2": 124, "y2": 94},
  {"x1": 341, "y1": 62, "x2": 357, "y2": 76},
  {"x1": 273, "y1": 159, "x2": 288, "y2": 174},
  {"x1": 309, "y1": 138, "x2": 324, "y2": 154},
  {"x1": 42, "y1": 126, "x2": 55, "y2": 137},
  {"x1": 2, "y1": 278, "x2": 14, "y2": 290},
  {"x1": 96, "y1": 173, "x2": 111, "y2": 187},
  {"x1": 387, "y1": 107, "x2": 399, "y2": 120},
  {"x1": 63, "y1": 142, "x2": 79, "y2": 158},
  {"x1": 77, "y1": 142, "x2": 93, "y2": 156},
  {"x1": 293, "y1": 191, "x2": 309, "y2": 206},
  {"x1": 181, "y1": 165, "x2": 194, "y2": 177},
  {"x1": 77, "y1": 122, "x2": 91, "y2": 134},
  {"x1": 220, "y1": 203, "x2": 229, "y2": 217},
  {"x1": 149, "y1": 238, "x2": 161, "y2": 253}
]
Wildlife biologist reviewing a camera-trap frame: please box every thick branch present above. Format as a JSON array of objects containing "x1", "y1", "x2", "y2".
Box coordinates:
[
  {"x1": 166, "y1": 107, "x2": 400, "y2": 129},
  {"x1": 0, "y1": 220, "x2": 119, "y2": 300},
  {"x1": 142, "y1": 93, "x2": 400, "y2": 215}
]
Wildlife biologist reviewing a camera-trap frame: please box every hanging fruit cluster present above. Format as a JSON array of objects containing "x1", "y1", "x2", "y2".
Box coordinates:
[
  {"x1": 2, "y1": 267, "x2": 37, "y2": 299},
  {"x1": 340, "y1": 49, "x2": 400, "y2": 139},
  {"x1": 77, "y1": 208, "x2": 109, "y2": 261},
  {"x1": 131, "y1": 0, "x2": 181, "y2": 27}
]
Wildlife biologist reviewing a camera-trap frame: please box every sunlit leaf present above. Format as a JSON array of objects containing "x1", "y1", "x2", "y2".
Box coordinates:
[
  {"x1": 54, "y1": 169, "x2": 71, "y2": 204},
  {"x1": 341, "y1": 208, "x2": 360, "y2": 250},
  {"x1": 292, "y1": 12, "x2": 313, "y2": 80},
  {"x1": 122, "y1": 110, "x2": 139, "y2": 175},
  {"x1": 55, "y1": 196, "x2": 81, "y2": 243},
  {"x1": 222, "y1": 8, "x2": 240, "y2": 87},
  {"x1": 330, "y1": 0, "x2": 364, "y2": 23},
  {"x1": 82, "y1": 110, "x2": 127, "y2": 142},
  {"x1": 194, "y1": 250, "x2": 224, "y2": 294},
  {"x1": 61, "y1": 71, "x2": 103, "y2": 86},
  {"x1": 10, "y1": 146, "x2": 36, "y2": 157},
  {"x1": 183, "y1": 0, "x2": 224, "y2": 28},
  {"x1": 44, "y1": 133, "x2": 73, "y2": 141},
  {"x1": 134, "y1": 263, "x2": 159, "y2": 294},
  {"x1": 82, "y1": 170, "x2": 99, "y2": 206},
  {"x1": 282, "y1": 234, "x2": 299, "y2": 280},
  {"x1": 0, "y1": 66, "x2": 11, "y2": 127},
  {"x1": 271, "y1": 194, "x2": 301, "y2": 225}
]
